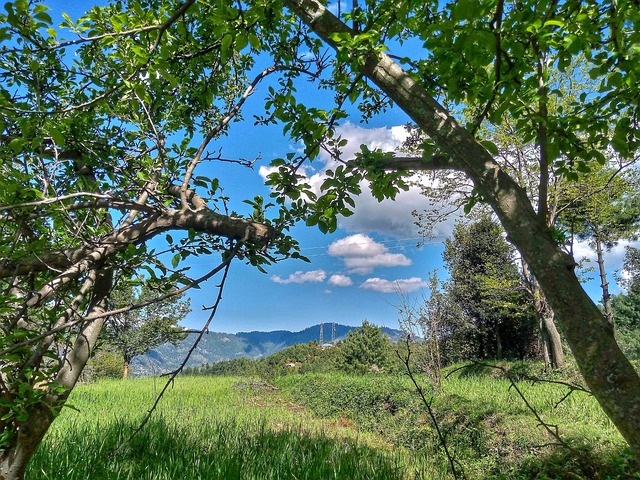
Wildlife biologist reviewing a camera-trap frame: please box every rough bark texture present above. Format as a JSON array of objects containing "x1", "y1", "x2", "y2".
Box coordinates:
[
  {"x1": 0, "y1": 409, "x2": 53, "y2": 480},
  {"x1": 533, "y1": 279, "x2": 565, "y2": 369},
  {"x1": 1, "y1": 271, "x2": 113, "y2": 480},
  {"x1": 285, "y1": 0, "x2": 640, "y2": 461}
]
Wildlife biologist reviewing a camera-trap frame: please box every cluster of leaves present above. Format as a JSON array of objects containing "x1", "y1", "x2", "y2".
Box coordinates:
[{"x1": 0, "y1": 0, "x2": 306, "y2": 463}]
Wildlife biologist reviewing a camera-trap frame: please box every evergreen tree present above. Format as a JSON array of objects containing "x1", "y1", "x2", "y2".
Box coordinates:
[
  {"x1": 612, "y1": 247, "x2": 640, "y2": 360},
  {"x1": 443, "y1": 218, "x2": 537, "y2": 360},
  {"x1": 337, "y1": 321, "x2": 391, "y2": 374}
]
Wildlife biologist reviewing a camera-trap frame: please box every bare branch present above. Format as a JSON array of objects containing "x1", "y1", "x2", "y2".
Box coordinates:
[
  {"x1": 179, "y1": 65, "x2": 295, "y2": 207},
  {"x1": 0, "y1": 192, "x2": 157, "y2": 214},
  {"x1": 397, "y1": 337, "x2": 465, "y2": 480},
  {"x1": 0, "y1": 207, "x2": 278, "y2": 280}
]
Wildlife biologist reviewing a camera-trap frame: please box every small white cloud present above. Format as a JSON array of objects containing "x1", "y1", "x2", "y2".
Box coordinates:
[
  {"x1": 271, "y1": 269, "x2": 327, "y2": 285},
  {"x1": 328, "y1": 234, "x2": 411, "y2": 274},
  {"x1": 360, "y1": 277, "x2": 428, "y2": 293},
  {"x1": 258, "y1": 165, "x2": 278, "y2": 180},
  {"x1": 343, "y1": 253, "x2": 411, "y2": 273},
  {"x1": 328, "y1": 233, "x2": 386, "y2": 257},
  {"x1": 328, "y1": 274, "x2": 354, "y2": 287}
]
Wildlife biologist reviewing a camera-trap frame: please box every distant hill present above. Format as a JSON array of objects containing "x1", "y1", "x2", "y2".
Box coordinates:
[{"x1": 131, "y1": 323, "x2": 403, "y2": 376}]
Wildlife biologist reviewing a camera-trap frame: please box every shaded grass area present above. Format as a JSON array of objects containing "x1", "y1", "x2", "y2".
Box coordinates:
[
  {"x1": 274, "y1": 364, "x2": 638, "y2": 479},
  {"x1": 28, "y1": 377, "x2": 414, "y2": 480}
]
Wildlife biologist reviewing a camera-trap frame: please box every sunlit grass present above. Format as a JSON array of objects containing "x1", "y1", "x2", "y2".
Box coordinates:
[
  {"x1": 29, "y1": 377, "x2": 417, "y2": 480},
  {"x1": 28, "y1": 365, "x2": 638, "y2": 479},
  {"x1": 275, "y1": 365, "x2": 635, "y2": 479}
]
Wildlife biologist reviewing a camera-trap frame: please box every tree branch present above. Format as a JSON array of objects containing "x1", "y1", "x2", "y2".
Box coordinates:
[{"x1": 0, "y1": 207, "x2": 278, "y2": 280}]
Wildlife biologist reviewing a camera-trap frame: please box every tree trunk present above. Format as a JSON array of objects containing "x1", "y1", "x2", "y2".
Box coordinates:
[
  {"x1": 0, "y1": 271, "x2": 112, "y2": 480},
  {"x1": 0, "y1": 409, "x2": 54, "y2": 480},
  {"x1": 285, "y1": 0, "x2": 640, "y2": 462},
  {"x1": 541, "y1": 310, "x2": 564, "y2": 369},
  {"x1": 595, "y1": 236, "x2": 614, "y2": 325},
  {"x1": 533, "y1": 280, "x2": 565, "y2": 369},
  {"x1": 123, "y1": 360, "x2": 130, "y2": 379}
]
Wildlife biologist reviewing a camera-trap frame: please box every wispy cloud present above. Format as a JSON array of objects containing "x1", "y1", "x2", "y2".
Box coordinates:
[
  {"x1": 271, "y1": 269, "x2": 327, "y2": 285},
  {"x1": 360, "y1": 277, "x2": 428, "y2": 293},
  {"x1": 328, "y1": 234, "x2": 411, "y2": 274}
]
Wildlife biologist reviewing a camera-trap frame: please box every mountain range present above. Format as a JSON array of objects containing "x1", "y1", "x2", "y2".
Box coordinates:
[{"x1": 131, "y1": 323, "x2": 403, "y2": 376}]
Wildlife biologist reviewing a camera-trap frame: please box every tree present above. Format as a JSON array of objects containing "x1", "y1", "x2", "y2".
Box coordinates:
[
  {"x1": 337, "y1": 321, "x2": 392, "y2": 374},
  {"x1": 105, "y1": 282, "x2": 191, "y2": 378},
  {"x1": 0, "y1": 2, "x2": 293, "y2": 478},
  {"x1": 442, "y1": 218, "x2": 537, "y2": 360},
  {"x1": 264, "y1": 0, "x2": 640, "y2": 463},
  {"x1": 559, "y1": 167, "x2": 640, "y2": 324},
  {"x1": 409, "y1": 64, "x2": 616, "y2": 370},
  {"x1": 3, "y1": 0, "x2": 640, "y2": 475},
  {"x1": 396, "y1": 271, "x2": 449, "y2": 387}
]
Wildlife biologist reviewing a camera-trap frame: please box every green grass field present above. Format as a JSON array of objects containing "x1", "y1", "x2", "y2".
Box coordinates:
[{"x1": 27, "y1": 367, "x2": 638, "y2": 479}]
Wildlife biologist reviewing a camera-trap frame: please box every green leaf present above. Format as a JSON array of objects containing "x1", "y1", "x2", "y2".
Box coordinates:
[
  {"x1": 9, "y1": 137, "x2": 27, "y2": 153},
  {"x1": 480, "y1": 140, "x2": 499, "y2": 155},
  {"x1": 48, "y1": 126, "x2": 65, "y2": 146},
  {"x1": 543, "y1": 19, "x2": 564, "y2": 28}
]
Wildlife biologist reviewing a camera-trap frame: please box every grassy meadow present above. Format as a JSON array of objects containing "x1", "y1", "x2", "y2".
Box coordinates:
[{"x1": 28, "y1": 366, "x2": 638, "y2": 479}]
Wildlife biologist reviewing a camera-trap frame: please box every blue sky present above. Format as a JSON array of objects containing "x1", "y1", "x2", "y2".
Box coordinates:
[{"x1": 46, "y1": 1, "x2": 634, "y2": 335}]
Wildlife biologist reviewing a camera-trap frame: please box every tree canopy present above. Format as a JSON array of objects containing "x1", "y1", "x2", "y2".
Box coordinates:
[{"x1": 105, "y1": 282, "x2": 191, "y2": 378}]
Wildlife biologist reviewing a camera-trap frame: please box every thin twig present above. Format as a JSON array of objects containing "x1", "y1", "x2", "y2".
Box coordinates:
[
  {"x1": 0, "y1": 257, "x2": 234, "y2": 356},
  {"x1": 397, "y1": 336, "x2": 465, "y2": 480},
  {"x1": 466, "y1": 361, "x2": 579, "y2": 454}
]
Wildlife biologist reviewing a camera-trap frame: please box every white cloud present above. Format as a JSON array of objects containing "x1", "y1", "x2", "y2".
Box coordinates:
[
  {"x1": 571, "y1": 239, "x2": 638, "y2": 265},
  {"x1": 328, "y1": 234, "x2": 412, "y2": 274},
  {"x1": 328, "y1": 233, "x2": 386, "y2": 256},
  {"x1": 360, "y1": 277, "x2": 428, "y2": 293},
  {"x1": 271, "y1": 269, "x2": 327, "y2": 284},
  {"x1": 258, "y1": 122, "x2": 461, "y2": 240},
  {"x1": 328, "y1": 122, "x2": 410, "y2": 161},
  {"x1": 328, "y1": 274, "x2": 354, "y2": 287},
  {"x1": 343, "y1": 253, "x2": 412, "y2": 273}
]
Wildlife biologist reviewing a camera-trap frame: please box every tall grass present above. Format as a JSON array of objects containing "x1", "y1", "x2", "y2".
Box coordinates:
[
  {"x1": 28, "y1": 377, "x2": 414, "y2": 480},
  {"x1": 275, "y1": 365, "x2": 637, "y2": 479},
  {"x1": 28, "y1": 365, "x2": 639, "y2": 479}
]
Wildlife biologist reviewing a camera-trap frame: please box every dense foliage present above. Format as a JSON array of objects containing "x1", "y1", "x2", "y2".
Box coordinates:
[
  {"x1": 612, "y1": 247, "x2": 640, "y2": 360},
  {"x1": 442, "y1": 218, "x2": 537, "y2": 361}
]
